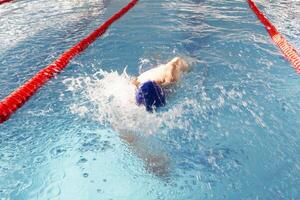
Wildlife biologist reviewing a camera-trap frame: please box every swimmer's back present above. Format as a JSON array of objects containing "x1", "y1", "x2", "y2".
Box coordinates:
[
  {"x1": 137, "y1": 64, "x2": 170, "y2": 85},
  {"x1": 136, "y1": 57, "x2": 189, "y2": 86}
]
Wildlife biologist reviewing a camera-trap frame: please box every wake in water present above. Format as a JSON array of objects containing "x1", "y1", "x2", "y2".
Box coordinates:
[
  {"x1": 63, "y1": 66, "x2": 199, "y2": 136},
  {"x1": 63, "y1": 68, "x2": 197, "y2": 176}
]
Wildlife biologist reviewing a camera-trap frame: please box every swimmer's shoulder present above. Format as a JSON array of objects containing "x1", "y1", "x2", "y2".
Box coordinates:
[{"x1": 137, "y1": 65, "x2": 168, "y2": 83}]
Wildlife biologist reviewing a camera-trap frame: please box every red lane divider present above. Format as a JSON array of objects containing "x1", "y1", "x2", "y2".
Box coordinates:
[
  {"x1": 0, "y1": 0, "x2": 13, "y2": 5},
  {"x1": 0, "y1": 0, "x2": 138, "y2": 123},
  {"x1": 248, "y1": 0, "x2": 300, "y2": 73}
]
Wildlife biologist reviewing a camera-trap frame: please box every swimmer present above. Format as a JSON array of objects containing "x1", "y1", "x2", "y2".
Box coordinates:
[
  {"x1": 113, "y1": 57, "x2": 189, "y2": 177},
  {"x1": 132, "y1": 57, "x2": 189, "y2": 111}
]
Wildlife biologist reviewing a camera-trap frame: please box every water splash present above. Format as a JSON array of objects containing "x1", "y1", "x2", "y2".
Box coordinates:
[{"x1": 63, "y1": 68, "x2": 201, "y2": 136}]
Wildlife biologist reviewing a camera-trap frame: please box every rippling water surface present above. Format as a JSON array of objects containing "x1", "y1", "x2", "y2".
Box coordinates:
[{"x1": 0, "y1": 0, "x2": 299, "y2": 199}]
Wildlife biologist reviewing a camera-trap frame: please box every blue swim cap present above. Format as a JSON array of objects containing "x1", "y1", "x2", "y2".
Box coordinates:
[{"x1": 136, "y1": 81, "x2": 166, "y2": 112}]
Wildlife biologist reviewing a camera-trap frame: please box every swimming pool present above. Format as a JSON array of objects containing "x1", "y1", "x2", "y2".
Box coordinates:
[{"x1": 0, "y1": 0, "x2": 299, "y2": 199}]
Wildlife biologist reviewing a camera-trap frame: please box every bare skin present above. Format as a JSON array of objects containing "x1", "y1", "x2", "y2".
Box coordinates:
[
  {"x1": 132, "y1": 57, "x2": 189, "y2": 88},
  {"x1": 116, "y1": 57, "x2": 189, "y2": 177}
]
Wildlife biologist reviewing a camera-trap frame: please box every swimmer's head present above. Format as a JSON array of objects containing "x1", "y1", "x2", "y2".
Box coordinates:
[
  {"x1": 136, "y1": 81, "x2": 166, "y2": 112},
  {"x1": 169, "y1": 57, "x2": 189, "y2": 72}
]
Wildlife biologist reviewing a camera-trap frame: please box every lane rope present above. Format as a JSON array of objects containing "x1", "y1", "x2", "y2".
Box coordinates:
[
  {"x1": 248, "y1": 0, "x2": 300, "y2": 73},
  {"x1": 0, "y1": 0, "x2": 13, "y2": 5},
  {"x1": 0, "y1": 0, "x2": 138, "y2": 123}
]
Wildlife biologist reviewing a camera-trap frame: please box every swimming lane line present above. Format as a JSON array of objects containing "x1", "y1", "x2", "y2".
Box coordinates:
[
  {"x1": 248, "y1": 0, "x2": 300, "y2": 74},
  {"x1": 0, "y1": 0, "x2": 139, "y2": 123}
]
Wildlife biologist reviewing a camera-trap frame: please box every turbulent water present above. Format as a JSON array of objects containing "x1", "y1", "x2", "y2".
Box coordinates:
[{"x1": 0, "y1": 0, "x2": 299, "y2": 199}]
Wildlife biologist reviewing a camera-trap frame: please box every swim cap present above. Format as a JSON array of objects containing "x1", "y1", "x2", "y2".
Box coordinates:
[{"x1": 135, "y1": 81, "x2": 166, "y2": 112}]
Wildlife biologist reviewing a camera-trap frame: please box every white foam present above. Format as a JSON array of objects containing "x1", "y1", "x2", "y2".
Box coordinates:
[{"x1": 63, "y1": 69, "x2": 197, "y2": 136}]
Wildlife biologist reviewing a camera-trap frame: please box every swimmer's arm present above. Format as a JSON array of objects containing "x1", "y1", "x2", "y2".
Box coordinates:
[{"x1": 162, "y1": 65, "x2": 178, "y2": 85}]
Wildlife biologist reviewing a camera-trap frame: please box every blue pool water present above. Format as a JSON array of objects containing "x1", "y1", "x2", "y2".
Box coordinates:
[{"x1": 1, "y1": 0, "x2": 300, "y2": 199}]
